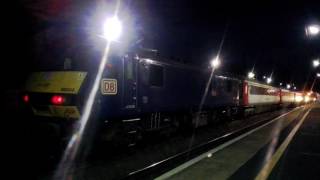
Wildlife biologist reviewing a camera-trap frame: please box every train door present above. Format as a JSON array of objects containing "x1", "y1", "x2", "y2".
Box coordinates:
[{"x1": 122, "y1": 54, "x2": 138, "y2": 111}]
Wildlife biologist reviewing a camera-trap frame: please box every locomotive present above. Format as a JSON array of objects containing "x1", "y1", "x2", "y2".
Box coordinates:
[{"x1": 22, "y1": 48, "x2": 312, "y2": 143}]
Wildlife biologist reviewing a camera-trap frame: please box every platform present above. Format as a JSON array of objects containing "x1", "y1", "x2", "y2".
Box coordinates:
[{"x1": 156, "y1": 103, "x2": 320, "y2": 180}]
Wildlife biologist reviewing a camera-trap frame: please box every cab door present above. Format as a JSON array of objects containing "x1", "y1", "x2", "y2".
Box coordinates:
[{"x1": 122, "y1": 54, "x2": 138, "y2": 111}]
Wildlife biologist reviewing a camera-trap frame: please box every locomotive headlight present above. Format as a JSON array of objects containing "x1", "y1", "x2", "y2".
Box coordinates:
[{"x1": 103, "y1": 16, "x2": 122, "y2": 41}]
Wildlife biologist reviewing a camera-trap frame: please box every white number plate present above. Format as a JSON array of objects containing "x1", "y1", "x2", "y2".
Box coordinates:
[{"x1": 101, "y1": 79, "x2": 117, "y2": 95}]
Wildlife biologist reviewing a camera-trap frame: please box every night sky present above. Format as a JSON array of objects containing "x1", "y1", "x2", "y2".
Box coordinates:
[{"x1": 4, "y1": 0, "x2": 320, "y2": 91}]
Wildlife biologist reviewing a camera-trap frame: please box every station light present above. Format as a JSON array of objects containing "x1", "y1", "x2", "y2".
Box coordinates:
[
  {"x1": 266, "y1": 77, "x2": 272, "y2": 84},
  {"x1": 286, "y1": 84, "x2": 291, "y2": 89},
  {"x1": 210, "y1": 56, "x2": 221, "y2": 69},
  {"x1": 293, "y1": 86, "x2": 297, "y2": 90},
  {"x1": 103, "y1": 16, "x2": 122, "y2": 41},
  {"x1": 248, "y1": 72, "x2": 255, "y2": 79},
  {"x1": 317, "y1": 73, "x2": 320, "y2": 77},
  {"x1": 306, "y1": 24, "x2": 320, "y2": 36},
  {"x1": 305, "y1": 96, "x2": 310, "y2": 103},
  {"x1": 313, "y1": 59, "x2": 320, "y2": 68},
  {"x1": 279, "y1": 82, "x2": 283, "y2": 86},
  {"x1": 263, "y1": 75, "x2": 266, "y2": 79}
]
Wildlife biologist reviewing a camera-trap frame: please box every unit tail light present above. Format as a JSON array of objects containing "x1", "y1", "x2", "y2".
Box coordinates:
[
  {"x1": 51, "y1": 95, "x2": 65, "y2": 105},
  {"x1": 23, "y1": 94, "x2": 29, "y2": 103}
]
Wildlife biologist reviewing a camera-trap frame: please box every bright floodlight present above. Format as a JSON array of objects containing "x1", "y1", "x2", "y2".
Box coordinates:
[
  {"x1": 286, "y1": 84, "x2": 291, "y2": 89},
  {"x1": 266, "y1": 77, "x2": 272, "y2": 84},
  {"x1": 210, "y1": 57, "x2": 220, "y2": 68},
  {"x1": 103, "y1": 16, "x2": 122, "y2": 41},
  {"x1": 248, "y1": 72, "x2": 255, "y2": 79},
  {"x1": 313, "y1": 59, "x2": 320, "y2": 67},
  {"x1": 317, "y1": 73, "x2": 320, "y2": 77},
  {"x1": 306, "y1": 25, "x2": 320, "y2": 36}
]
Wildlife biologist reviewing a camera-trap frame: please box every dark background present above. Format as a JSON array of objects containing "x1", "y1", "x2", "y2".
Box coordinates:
[{"x1": 4, "y1": 0, "x2": 320, "y2": 91}]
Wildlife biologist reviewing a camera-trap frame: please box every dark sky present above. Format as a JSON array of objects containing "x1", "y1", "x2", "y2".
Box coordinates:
[{"x1": 5, "y1": 0, "x2": 320, "y2": 91}]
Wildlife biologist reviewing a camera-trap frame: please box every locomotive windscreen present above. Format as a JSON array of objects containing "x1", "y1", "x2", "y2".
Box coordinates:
[{"x1": 32, "y1": 25, "x2": 108, "y2": 72}]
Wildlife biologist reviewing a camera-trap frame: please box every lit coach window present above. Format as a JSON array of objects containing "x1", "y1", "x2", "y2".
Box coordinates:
[{"x1": 51, "y1": 95, "x2": 65, "y2": 105}]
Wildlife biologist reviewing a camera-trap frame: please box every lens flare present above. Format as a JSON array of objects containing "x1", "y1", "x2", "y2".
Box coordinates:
[{"x1": 54, "y1": 1, "x2": 121, "y2": 179}]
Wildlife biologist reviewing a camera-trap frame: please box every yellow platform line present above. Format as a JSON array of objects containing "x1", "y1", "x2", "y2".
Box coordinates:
[{"x1": 255, "y1": 107, "x2": 311, "y2": 180}]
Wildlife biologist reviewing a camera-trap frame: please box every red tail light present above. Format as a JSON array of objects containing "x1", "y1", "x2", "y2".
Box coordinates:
[
  {"x1": 23, "y1": 94, "x2": 29, "y2": 103},
  {"x1": 51, "y1": 95, "x2": 65, "y2": 105}
]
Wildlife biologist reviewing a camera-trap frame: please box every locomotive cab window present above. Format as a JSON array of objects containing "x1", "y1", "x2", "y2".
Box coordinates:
[
  {"x1": 125, "y1": 59, "x2": 134, "y2": 80},
  {"x1": 149, "y1": 65, "x2": 164, "y2": 87}
]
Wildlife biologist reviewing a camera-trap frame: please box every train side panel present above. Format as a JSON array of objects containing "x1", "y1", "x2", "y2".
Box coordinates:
[
  {"x1": 244, "y1": 80, "x2": 280, "y2": 114},
  {"x1": 280, "y1": 89, "x2": 295, "y2": 107}
]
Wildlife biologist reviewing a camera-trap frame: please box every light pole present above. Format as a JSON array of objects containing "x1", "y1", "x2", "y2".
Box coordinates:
[
  {"x1": 305, "y1": 24, "x2": 319, "y2": 93},
  {"x1": 310, "y1": 73, "x2": 320, "y2": 91}
]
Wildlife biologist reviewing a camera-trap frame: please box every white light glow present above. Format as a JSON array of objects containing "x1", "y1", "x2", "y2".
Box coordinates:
[
  {"x1": 103, "y1": 16, "x2": 122, "y2": 41},
  {"x1": 248, "y1": 72, "x2": 255, "y2": 79},
  {"x1": 211, "y1": 57, "x2": 220, "y2": 68},
  {"x1": 267, "y1": 77, "x2": 272, "y2": 84},
  {"x1": 313, "y1": 59, "x2": 320, "y2": 67},
  {"x1": 317, "y1": 73, "x2": 320, "y2": 77},
  {"x1": 286, "y1": 84, "x2": 291, "y2": 89},
  {"x1": 306, "y1": 25, "x2": 320, "y2": 36}
]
